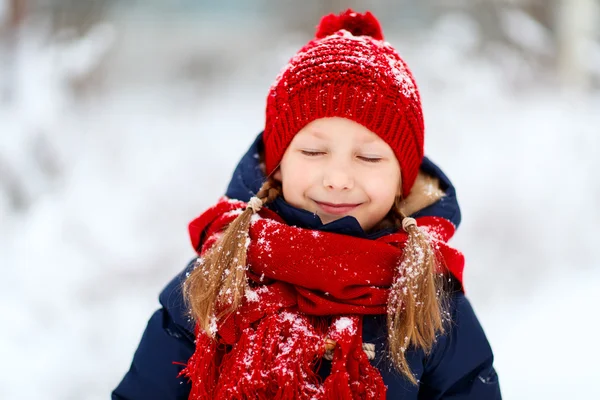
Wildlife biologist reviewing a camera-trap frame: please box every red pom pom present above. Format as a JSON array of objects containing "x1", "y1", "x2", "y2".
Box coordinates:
[{"x1": 315, "y1": 9, "x2": 384, "y2": 40}]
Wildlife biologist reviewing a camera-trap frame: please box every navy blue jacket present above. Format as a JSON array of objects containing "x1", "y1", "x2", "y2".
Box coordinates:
[{"x1": 113, "y1": 133, "x2": 501, "y2": 399}]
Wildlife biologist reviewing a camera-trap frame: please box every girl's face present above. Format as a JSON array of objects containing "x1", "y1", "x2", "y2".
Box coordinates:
[{"x1": 273, "y1": 117, "x2": 402, "y2": 231}]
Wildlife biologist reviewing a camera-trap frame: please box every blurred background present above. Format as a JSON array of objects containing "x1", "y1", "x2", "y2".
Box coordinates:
[{"x1": 1, "y1": 0, "x2": 599, "y2": 398}]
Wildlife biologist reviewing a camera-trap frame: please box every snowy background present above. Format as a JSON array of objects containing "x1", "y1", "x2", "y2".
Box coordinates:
[{"x1": 1, "y1": 1, "x2": 599, "y2": 399}]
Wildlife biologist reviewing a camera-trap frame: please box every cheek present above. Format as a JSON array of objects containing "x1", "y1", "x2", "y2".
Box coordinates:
[
  {"x1": 280, "y1": 158, "x2": 317, "y2": 197},
  {"x1": 363, "y1": 173, "x2": 399, "y2": 205}
]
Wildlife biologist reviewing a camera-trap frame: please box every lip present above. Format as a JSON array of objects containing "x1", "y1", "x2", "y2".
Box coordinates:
[{"x1": 314, "y1": 200, "x2": 361, "y2": 215}]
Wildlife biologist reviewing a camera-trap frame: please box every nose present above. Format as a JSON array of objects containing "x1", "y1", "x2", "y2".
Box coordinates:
[{"x1": 323, "y1": 164, "x2": 354, "y2": 191}]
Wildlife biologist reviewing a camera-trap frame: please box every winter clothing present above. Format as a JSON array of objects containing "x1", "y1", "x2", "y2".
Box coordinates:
[
  {"x1": 112, "y1": 133, "x2": 501, "y2": 400},
  {"x1": 180, "y1": 195, "x2": 464, "y2": 398},
  {"x1": 265, "y1": 10, "x2": 424, "y2": 197}
]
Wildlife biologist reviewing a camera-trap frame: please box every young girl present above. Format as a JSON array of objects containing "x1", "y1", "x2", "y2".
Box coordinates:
[{"x1": 113, "y1": 9, "x2": 501, "y2": 400}]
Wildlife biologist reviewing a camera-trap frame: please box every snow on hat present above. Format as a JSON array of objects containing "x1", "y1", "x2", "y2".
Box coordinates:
[{"x1": 263, "y1": 9, "x2": 425, "y2": 197}]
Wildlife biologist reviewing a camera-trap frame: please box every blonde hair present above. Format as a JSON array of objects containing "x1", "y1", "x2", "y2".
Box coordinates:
[
  {"x1": 183, "y1": 178, "x2": 448, "y2": 385},
  {"x1": 385, "y1": 197, "x2": 448, "y2": 384}
]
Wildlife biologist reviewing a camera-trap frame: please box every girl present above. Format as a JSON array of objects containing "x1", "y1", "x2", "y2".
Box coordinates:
[{"x1": 113, "y1": 9, "x2": 501, "y2": 400}]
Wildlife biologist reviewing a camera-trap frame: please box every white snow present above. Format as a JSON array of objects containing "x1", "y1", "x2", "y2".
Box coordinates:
[
  {"x1": 245, "y1": 286, "x2": 268, "y2": 303},
  {"x1": 1, "y1": 8, "x2": 599, "y2": 400},
  {"x1": 333, "y1": 317, "x2": 356, "y2": 335},
  {"x1": 478, "y1": 268, "x2": 600, "y2": 399}
]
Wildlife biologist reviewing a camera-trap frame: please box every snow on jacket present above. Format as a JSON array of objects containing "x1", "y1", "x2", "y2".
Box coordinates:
[{"x1": 112, "y1": 133, "x2": 501, "y2": 399}]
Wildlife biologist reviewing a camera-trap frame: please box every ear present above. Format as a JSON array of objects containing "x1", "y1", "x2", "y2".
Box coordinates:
[
  {"x1": 396, "y1": 177, "x2": 403, "y2": 197},
  {"x1": 272, "y1": 168, "x2": 282, "y2": 182}
]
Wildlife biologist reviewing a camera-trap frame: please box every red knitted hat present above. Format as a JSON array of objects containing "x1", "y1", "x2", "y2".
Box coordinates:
[{"x1": 264, "y1": 9, "x2": 425, "y2": 197}]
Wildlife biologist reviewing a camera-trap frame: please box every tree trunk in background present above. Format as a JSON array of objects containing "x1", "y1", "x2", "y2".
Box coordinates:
[
  {"x1": 0, "y1": 0, "x2": 27, "y2": 209},
  {"x1": 1, "y1": 0, "x2": 26, "y2": 103},
  {"x1": 9, "y1": 0, "x2": 26, "y2": 27},
  {"x1": 556, "y1": 0, "x2": 598, "y2": 91},
  {"x1": 47, "y1": 0, "x2": 110, "y2": 35}
]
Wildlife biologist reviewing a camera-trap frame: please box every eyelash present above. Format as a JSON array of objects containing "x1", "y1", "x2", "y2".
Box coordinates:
[
  {"x1": 301, "y1": 150, "x2": 325, "y2": 157},
  {"x1": 358, "y1": 156, "x2": 382, "y2": 163},
  {"x1": 300, "y1": 150, "x2": 382, "y2": 163}
]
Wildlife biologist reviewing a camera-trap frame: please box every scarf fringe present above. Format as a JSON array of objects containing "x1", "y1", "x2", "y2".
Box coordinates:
[
  {"x1": 178, "y1": 330, "x2": 219, "y2": 399},
  {"x1": 183, "y1": 312, "x2": 328, "y2": 399},
  {"x1": 324, "y1": 317, "x2": 386, "y2": 400},
  {"x1": 181, "y1": 314, "x2": 387, "y2": 399}
]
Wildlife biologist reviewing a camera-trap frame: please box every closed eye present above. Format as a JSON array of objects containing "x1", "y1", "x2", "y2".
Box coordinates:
[
  {"x1": 301, "y1": 150, "x2": 326, "y2": 157},
  {"x1": 358, "y1": 156, "x2": 382, "y2": 163}
]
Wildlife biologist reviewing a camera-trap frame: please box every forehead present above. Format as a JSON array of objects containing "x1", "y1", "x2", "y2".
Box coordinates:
[{"x1": 296, "y1": 117, "x2": 381, "y2": 143}]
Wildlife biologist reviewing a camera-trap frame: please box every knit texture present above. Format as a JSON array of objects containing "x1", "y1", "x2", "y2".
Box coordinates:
[
  {"x1": 264, "y1": 9, "x2": 425, "y2": 196},
  {"x1": 179, "y1": 197, "x2": 466, "y2": 399}
]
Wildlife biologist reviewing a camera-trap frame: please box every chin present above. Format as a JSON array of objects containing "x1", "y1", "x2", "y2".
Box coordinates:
[
  {"x1": 323, "y1": 213, "x2": 360, "y2": 226},
  {"x1": 318, "y1": 214, "x2": 343, "y2": 224}
]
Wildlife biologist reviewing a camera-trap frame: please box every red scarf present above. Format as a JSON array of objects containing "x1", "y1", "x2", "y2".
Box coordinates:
[{"x1": 179, "y1": 197, "x2": 464, "y2": 399}]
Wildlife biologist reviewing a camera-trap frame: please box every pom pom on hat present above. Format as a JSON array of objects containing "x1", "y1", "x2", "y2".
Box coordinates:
[{"x1": 316, "y1": 9, "x2": 384, "y2": 40}]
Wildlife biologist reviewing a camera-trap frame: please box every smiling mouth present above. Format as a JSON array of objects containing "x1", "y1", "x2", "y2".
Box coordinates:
[{"x1": 314, "y1": 201, "x2": 361, "y2": 215}]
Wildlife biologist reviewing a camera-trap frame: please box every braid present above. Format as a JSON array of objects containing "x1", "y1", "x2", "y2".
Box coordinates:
[
  {"x1": 386, "y1": 196, "x2": 449, "y2": 384},
  {"x1": 183, "y1": 179, "x2": 281, "y2": 337},
  {"x1": 255, "y1": 179, "x2": 281, "y2": 205}
]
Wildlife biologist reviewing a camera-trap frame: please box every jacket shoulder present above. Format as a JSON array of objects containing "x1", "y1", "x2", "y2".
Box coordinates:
[
  {"x1": 158, "y1": 258, "x2": 197, "y2": 340},
  {"x1": 419, "y1": 291, "x2": 501, "y2": 398},
  {"x1": 112, "y1": 260, "x2": 198, "y2": 399}
]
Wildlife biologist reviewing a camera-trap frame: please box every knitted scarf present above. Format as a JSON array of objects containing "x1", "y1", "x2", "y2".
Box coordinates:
[{"x1": 179, "y1": 197, "x2": 464, "y2": 399}]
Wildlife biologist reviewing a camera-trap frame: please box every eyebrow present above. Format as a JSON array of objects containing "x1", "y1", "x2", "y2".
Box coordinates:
[{"x1": 306, "y1": 129, "x2": 327, "y2": 140}]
